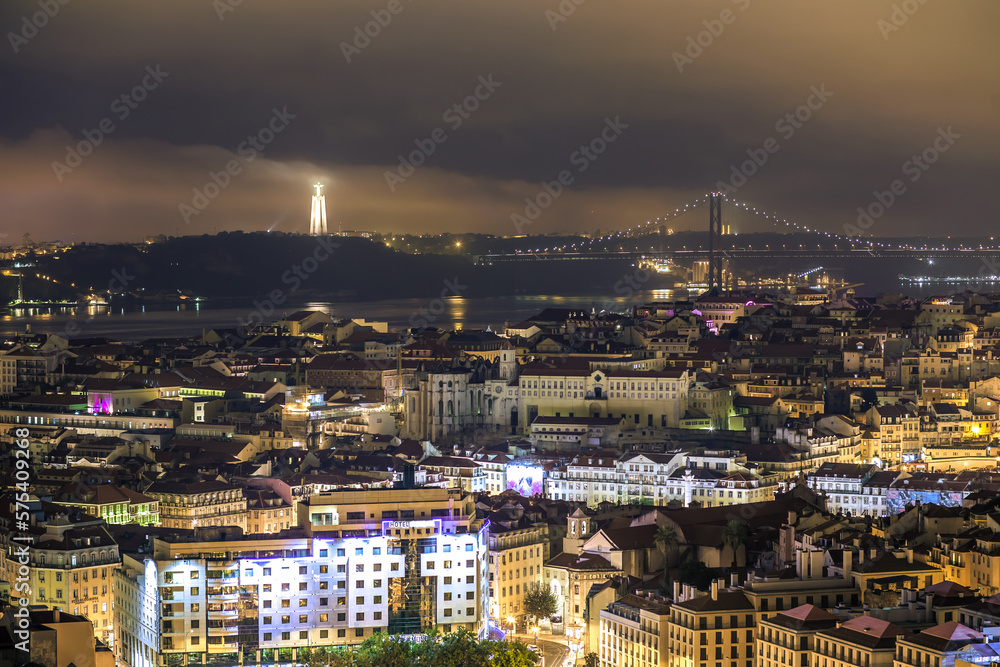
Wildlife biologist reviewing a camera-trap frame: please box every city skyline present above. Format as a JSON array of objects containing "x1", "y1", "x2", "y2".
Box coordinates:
[{"x1": 1, "y1": 1, "x2": 998, "y2": 242}]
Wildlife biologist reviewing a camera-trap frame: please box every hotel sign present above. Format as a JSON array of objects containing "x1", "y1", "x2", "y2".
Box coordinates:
[{"x1": 382, "y1": 519, "x2": 440, "y2": 535}]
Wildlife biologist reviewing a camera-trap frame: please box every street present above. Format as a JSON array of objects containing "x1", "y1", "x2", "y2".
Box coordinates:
[{"x1": 510, "y1": 633, "x2": 571, "y2": 667}]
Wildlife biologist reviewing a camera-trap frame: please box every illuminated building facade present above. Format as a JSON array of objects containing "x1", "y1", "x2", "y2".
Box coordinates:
[
  {"x1": 487, "y1": 524, "x2": 547, "y2": 631},
  {"x1": 0, "y1": 500, "x2": 121, "y2": 648},
  {"x1": 517, "y1": 368, "x2": 691, "y2": 432},
  {"x1": 145, "y1": 480, "x2": 248, "y2": 532},
  {"x1": 599, "y1": 594, "x2": 670, "y2": 667},
  {"x1": 115, "y1": 488, "x2": 488, "y2": 666}
]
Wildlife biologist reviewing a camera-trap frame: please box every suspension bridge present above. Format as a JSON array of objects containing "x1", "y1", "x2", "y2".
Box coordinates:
[{"x1": 475, "y1": 194, "x2": 1000, "y2": 270}]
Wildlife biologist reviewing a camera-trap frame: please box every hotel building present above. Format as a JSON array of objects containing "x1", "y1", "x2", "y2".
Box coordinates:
[{"x1": 114, "y1": 487, "x2": 489, "y2": 667}]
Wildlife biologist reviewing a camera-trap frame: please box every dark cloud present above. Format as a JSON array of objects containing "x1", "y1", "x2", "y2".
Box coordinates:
[{"x1": 0, "y1": 0, "x2": 997, "y2": 241}]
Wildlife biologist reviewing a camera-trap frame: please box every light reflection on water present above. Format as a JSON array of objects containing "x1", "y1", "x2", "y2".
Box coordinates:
[
  {"x1": 0, "y1": 279, "x2": 954, "y2": 341},
  {"x1": 1, "y1": 292, "x2": 680, "y2": 341}
]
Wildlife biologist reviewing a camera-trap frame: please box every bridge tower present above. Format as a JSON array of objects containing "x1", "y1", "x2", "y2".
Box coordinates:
[{"x1": 708, "y1": 192, "x2": 723, "y2": 291}]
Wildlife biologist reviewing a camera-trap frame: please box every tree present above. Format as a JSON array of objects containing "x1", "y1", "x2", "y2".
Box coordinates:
[
  {"x1": 860, "y1": 387, "x2": 880, "y2": 412},
  {"x1": 584, "y1": 652, "x2": 600, "y2": 667},
  {"x1": 654, "y1": 524, "x2": 679, "y2": 566},
  {"x1": 523, "y1": 582, "x2": 559, "y2": 623},
  {"x1": 723, "y1": 518, "x2": 750, "y2": 570},
  {"x1": 677, "y1": 558, "x2": 713, "y2": 590},
  {"x1": 355, "y1": 632, "x2": 413, "y2": 667}
]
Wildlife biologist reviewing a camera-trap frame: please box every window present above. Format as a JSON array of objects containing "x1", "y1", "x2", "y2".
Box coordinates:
[
  {"x1": 356, "y1": 613, "x2": 365, "y2": 621},
  {"x1": 263, "y1": 568, "x2": 271, "y2": 576},
  {"x1": 320, "y1": 614, "x2": 328, "y2": 622},
  {"x1": 263, "y1": 633, "x2": 272, "y2": 641},
  {"x1": 299, "y1": 615, "x2": 308, "y2": 623},
  {"x1": 264, "y1": 616, "x2": 272, "y2": 624},
  {"x1": 299, "y1": 583, "x2": 308, "y2": 591},
  {"x1": 337, "y1": 629, "x2": 346, "y2": 638},
  {"x1": 263, "y1": 584, "x2": 272, "y2": 592},
  {"x1": 281, "y1": 583, "x2": 290, "y2": 591},
  {"x1": 299, "y1": 566, "x2": 308, "y2": 575},
  {"x1": 282, "y1": 632, "x2": 291, "y2": 641}
]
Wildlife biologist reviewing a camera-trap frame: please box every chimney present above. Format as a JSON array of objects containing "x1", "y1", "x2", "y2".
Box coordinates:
[
  {"x1": 796, "y1": 549, "x2": 805, "y2": 579},
  {"x1": 843, "y1": 550, "x2": 854, "y2": 587},
  {"x1": 907, "y1": 549, "x2": 913, "y2": 564},
  {"x1": 673, "y1": 580, "x2": 682, "y2": 602},
  {"x1": 730, "y1": 572, "x2": 739, "y2": 588},
  {"x1": 53, "y1": 608, "x2": 60, "y2": 622},
  {"x1": 810, "y1": 551, "x2": 825, "y2": 580},
  {"x1": 711, "y1": 580, "x2": 719, "y2": 601},
  {"x1": 926, "y1": 592, "x2": 935, "y2": 623}
]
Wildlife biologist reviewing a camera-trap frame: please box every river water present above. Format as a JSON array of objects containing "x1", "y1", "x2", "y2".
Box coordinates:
[
  {"x1": 0, "y1": 292, "x2": 692, "y2": 341},
  {"x1": 0, "y1": 280, "x2": 975, "y2": 342}
]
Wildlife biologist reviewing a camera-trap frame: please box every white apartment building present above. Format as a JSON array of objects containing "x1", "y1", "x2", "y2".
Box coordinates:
[
  {"x1": 115, "y1": 488, "x2": 489, "y2": 667},
  {"x1": 546, "y1": 449, "x2": 776, "y2": 508}
]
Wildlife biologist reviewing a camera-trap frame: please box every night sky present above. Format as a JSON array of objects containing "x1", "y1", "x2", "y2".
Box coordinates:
[{"x1": 1, "y1": 0, "x2": 997, "y2": 242}]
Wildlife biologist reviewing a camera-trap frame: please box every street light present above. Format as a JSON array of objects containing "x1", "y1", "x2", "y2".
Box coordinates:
[{"x1": 532, "y1": 625, "x2": 539, "y2": 645}]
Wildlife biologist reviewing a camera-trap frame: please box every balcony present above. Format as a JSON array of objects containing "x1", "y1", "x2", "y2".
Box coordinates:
[{"x1": 208, "y1": 624, "x2": 240, "y2": 635}]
